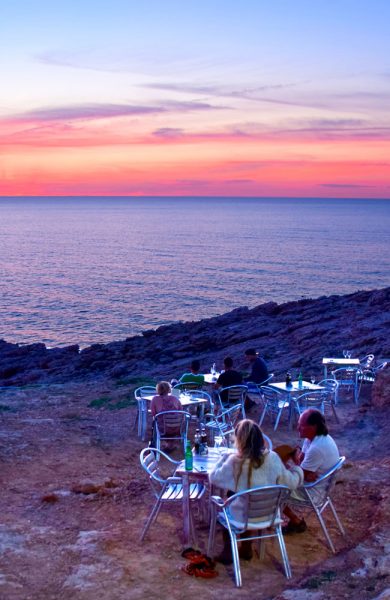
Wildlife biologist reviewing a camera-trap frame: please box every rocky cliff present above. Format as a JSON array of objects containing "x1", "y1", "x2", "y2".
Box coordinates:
[{"x1": 1, "y1": 287, "x2": 389, "y2": 386}]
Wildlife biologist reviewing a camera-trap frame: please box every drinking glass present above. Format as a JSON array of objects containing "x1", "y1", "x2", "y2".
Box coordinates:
[
  {"x1": 346, "y1": 351, "x2": 352, "y2": 359},
  {"x1": 343, "y1": 349, "x2": 347, "y2": 358},
  {"x1": 214, "y1": 435, "x2": 223, "y2": 448},
  {"x1": 310, "y1": 375, "x2": 316, "y2": 384}
]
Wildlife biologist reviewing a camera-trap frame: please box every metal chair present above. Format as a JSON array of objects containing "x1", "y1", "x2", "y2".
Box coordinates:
[
  {"x1": 317, "y1": 379, "x2": 340, "y2": 422},
  {"x1": 208, "y1": 485, "x2": 292, "y2": 587},
  {"x1": 295, "y1": 390, "x2": 326, "y2": 414},
  {"x1": 215, "y1": 385, "x2": 248, "y2": 415},
  {"x1": 245, "y1": 374, "x2": 274, "y2": 406},
  {"x1": 205, "y1": 403, "x2": 243, "y2": 446},
  {"x1": 289, "y1": 456, "x2": 346, "y2": 553},
  {"x1": 258, "y1": 386, "x2": 294, "y2": 431},
  {"x1": 181, "y1": 389, "x2": 213, "y2": 420},
  {"x1": 331, "y1": 368, "x2": 362, "y2": 404},
  {"x1": 139, "y1": 447, "x2": 205, "y2": 541},
  {"x1": 134, "y1": 386, "x2": 155, "y2": 440},
  {"x1": 152, "y1": 410, "x2": 190, "y2": 454}
]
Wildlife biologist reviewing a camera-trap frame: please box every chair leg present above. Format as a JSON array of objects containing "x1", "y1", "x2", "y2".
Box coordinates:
[
  {"x1": 328, "y1": 499, "x2": 346, "y2": 537},
  {"x1": 315, "y1": 508, "x2": 336, "y2": 553},
  {"x1": 141, "y1": 499, "x2": 163, "y2": 541},
  {"x1": 207, "y1": 510, "x2": 216, "y2": 557},
  {"x1": 258, "y1": 404, "x2": 267, "y2": 426},
  {"x1": 331, "y1": 402, "x2": 340, "y2": 423},
  {"x1": 276, "y1": 526, "x2": 292, "y2": 578},
  {"x1": 274, "y1": 407, "x2": 283, "y2": 431},
  {"x1": 229, "y1": 530, "x2": 242, "y2": 588}
]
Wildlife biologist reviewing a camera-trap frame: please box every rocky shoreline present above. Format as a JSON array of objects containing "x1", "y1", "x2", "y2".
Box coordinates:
[{"x1": 1, "y1": 287, "x2": 389, "y2": 387}]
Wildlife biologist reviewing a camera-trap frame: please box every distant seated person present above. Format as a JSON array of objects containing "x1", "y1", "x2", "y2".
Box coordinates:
[
  {"x1": 178, "y1": 359, "x2": 205, "y2": 388},
  {"x1": 150, "y1": 381, "x2": 183, "y2": 452},
  {"x1": 243, "y1": 348, "x2": 269, "y2": 385},
  {"x1": 214, "y1": 356, "x2": 243, "y2": 404},
  {"x1": 277, "y1": 408, "x2": 340, "y2": 535}
]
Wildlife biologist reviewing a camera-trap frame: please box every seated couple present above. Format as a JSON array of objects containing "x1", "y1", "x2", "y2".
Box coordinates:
[{"x1": 209, "y1": 409, "x2": 340, "y2": 564}]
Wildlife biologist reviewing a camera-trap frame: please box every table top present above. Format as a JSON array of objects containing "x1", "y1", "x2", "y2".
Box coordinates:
[
  {"x1": 203, "y1": 373, "x2": 220, "y2": 384},
  {"x1": 143, "y1": 393, "x2": 208, "y2": 407},
  {"x1": 268, "y1": 381, "x2": 325, "y2": 393},
  {"x1": 176, "y1": 447, "x2": 234, "y2": 476},
  {"x1": 322, "y1": 358, "x2": 360, "y2": 365}
]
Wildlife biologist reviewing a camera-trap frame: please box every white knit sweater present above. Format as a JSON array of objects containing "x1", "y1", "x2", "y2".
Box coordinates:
[{"x1": 209, "y1": 450, "x2": 304, "y2": 524}]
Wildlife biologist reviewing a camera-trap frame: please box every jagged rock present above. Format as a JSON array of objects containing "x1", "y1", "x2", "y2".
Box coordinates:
[
  {"x1": 0, "y1": 287, "x2": 389, "y2": 386},
  {"x1": 372, "y1": 368, "x2": 390, "y2": 408}
]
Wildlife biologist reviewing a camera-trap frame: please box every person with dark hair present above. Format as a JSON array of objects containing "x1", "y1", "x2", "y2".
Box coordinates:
[
  {"x1": 214, "y1": 356, "x2": 243, "y2": 403},
  {"x1": 281, "y1": 408, "x2": 340, "y2": 534},
  {"x1": 243, "y1": 348, "x2": 269, "y2": 385},
  {"x1": 179, "y1": 359, "x2": 204, "y2": 386},
  {"x1": 209, "y1": 419, "x2": 303, "y2": 564}
]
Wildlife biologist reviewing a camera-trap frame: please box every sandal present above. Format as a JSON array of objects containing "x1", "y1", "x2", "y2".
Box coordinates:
[
  {"x1": 181, "y1": 547, "x2": 202, "y2": 560},
  {"x1": 182, "y1": 563, "x2": 218, "y2": 578}
]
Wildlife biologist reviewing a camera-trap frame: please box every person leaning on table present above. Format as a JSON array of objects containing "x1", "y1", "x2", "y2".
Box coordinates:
[
  {"x1": 279, "y1": 408, "x2": 340, "y2": 535},
  {"x1": 209, "y1": 419, "x2": 303, "y2": 565}
]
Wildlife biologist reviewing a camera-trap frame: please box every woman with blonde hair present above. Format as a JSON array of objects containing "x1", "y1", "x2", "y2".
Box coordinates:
[{"x1": 209, "y1": 419, "x2": 303, "y2": 564}]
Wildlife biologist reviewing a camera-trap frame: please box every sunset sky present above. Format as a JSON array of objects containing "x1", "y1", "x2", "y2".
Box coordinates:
[{"x1": 1, "y1": 0, "x2": 389, "y2": 197}]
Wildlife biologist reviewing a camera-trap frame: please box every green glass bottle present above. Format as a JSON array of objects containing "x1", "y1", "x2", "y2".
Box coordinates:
[
  {"x1": 298, "y1": 371, "x2": 303, "y2": 388},
  {"x1": 185, "y1": 440, "x2": 193, "y2": 471}
]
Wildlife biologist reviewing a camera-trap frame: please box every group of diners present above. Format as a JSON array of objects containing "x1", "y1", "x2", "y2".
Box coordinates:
[
  {"x1": 149, "y1": 348, "x2": 268, "y2": 448},
  {"x1": 147, "y1": 349, "x2": 341, "y2": 564}
]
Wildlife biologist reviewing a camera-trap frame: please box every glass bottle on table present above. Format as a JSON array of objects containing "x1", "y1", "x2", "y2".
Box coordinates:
[
  {"x1": 194, "y1": 429, "x2": 200, "y2": 455},
  {"x1": 200, "y1": 427, "x2": 208, "y2": 455},
  {"x1": 185, "y1": 441, "x2": 193, "y2": 471},
  {"x1": 298, "y1": 371, "x2": 303, "y2": 388}
]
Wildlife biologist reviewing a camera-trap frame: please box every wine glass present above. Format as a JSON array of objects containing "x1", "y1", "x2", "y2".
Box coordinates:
[
  {"x1": 343, "y1": 349, "x2": 347, "y2": 358},
  {"x1": 310, "y1": 374, "x2": 316, "y2": 384},
  {"x1": 346, "y1": 350, "x2": 352, "y2": 359}
]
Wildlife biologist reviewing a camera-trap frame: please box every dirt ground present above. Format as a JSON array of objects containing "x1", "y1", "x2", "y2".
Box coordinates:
[{"x1": 1, "y1": 381, "x2": 389, "y2": 600}]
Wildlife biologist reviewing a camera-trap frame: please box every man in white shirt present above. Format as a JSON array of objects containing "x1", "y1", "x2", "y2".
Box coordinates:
[{"x1": 282, "y1": 408, "x2": 340, "y2": 534}]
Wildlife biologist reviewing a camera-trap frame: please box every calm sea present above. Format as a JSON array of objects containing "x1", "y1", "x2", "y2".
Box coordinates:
[{"x1": 0, "y1": 197, "x2": 389, "y2": 348}]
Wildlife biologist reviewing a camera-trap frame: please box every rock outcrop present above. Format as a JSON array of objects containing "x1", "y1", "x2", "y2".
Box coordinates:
[{"x1": 0, "y1": 287, "x2": 389, "y2": 386}]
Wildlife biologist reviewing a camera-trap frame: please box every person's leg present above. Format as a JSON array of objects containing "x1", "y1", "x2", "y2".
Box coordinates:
[{"x1": 283, "y1": 505, "x2": 307, "y2": 533}]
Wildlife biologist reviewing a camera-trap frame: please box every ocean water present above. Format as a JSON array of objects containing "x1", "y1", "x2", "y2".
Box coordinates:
[{"x1": 0, "y1": 197, "x2": 389, "y2": 348}]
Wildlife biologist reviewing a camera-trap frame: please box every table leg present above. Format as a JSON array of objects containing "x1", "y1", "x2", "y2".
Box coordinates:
[
  {"x1": 182, "y1": 472, "x2": 191, "y2": 547},
  {"x1": 287, "y1": 392, "x2": 294, "y2": 430}
]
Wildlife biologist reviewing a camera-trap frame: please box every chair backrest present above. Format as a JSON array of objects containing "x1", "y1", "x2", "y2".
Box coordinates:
[
  {"x1": 135, "y1": 386, "x2": 156, "y2": 400},
  {"x1": 260, "y1": 385, "x2": 284, "y2": 404},
  {"x1": 317, "y1": 379, "x2": 338, "y2": 393},
  {"x1": 296, "y1": 390, "x2": 326, "y2": 409},
  {"x1": 154, "y1": 410, "x2": 190, "y2": 437},
  {"x1": 225, "y1": 485, "x2": 290, "y2": 528},
  {"x1": 331, "y1": 367, "x2": 361, "y2": 384},
  {"x1": 304, "y1": 456, "x2": 345, "y2": 506},
  {"x1": 360, "y1": 354, "x2": 375, "y2": 368},
  {"x1": 139, "y1": 447, "x2": 180, "y2": 495},
  {"x1": 217, "y1": 385, "x2": 247, "y2": 407}
]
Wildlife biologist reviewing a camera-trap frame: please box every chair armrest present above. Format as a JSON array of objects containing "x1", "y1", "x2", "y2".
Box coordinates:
[
  {"x1": 210, "y1": 495, "x2": 225, "y2": 507},
  {"x1": 167, "y1": 476, "x2": 182, "y2": 484}
]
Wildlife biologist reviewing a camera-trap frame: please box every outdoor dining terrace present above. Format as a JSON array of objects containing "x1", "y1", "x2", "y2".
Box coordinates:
[{"x1": 0, "y1": 355, "x2": 388, "y2": 598}]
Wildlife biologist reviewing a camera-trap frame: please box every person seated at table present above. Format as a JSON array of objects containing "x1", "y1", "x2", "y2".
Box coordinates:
[
  {"x1": 279, "y1": 408, "x2": 340, "y2": 535},
  {"x1": 150, "y1": 381, "x2": 183, "y2": 452},
  {"x1": 214, "y1": 356, "x2": 243, "y2": 405},
  {"x1": 178, "y1": 359, "x2": 205, "y2": 388},
  {"x1": 243, "y1": 348, "x2": 269, "y2": 384},
  {"x1": 209, "y1": 419, "x2": 303, "y2": 564}
]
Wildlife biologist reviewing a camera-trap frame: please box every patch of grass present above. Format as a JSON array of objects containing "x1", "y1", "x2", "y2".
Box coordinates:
[
  {"x1": 107, "y1": 397, "x2": 134, "y2": 410},
  {"x1": 305, "y1": 571, "x2": 337, "y2": 589},
  {"x1": 115, "y1": 376, "x2": 155, "y2": 387},
  {"x1": 88, "y1": 396, "x2": 112, "y2": 408},
  {"x1": 88, "y1": 394, "x2": 135, "y2": 410},
  {"x1": 0, "y1": 404, "x2": 12, "y2": 412}
]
